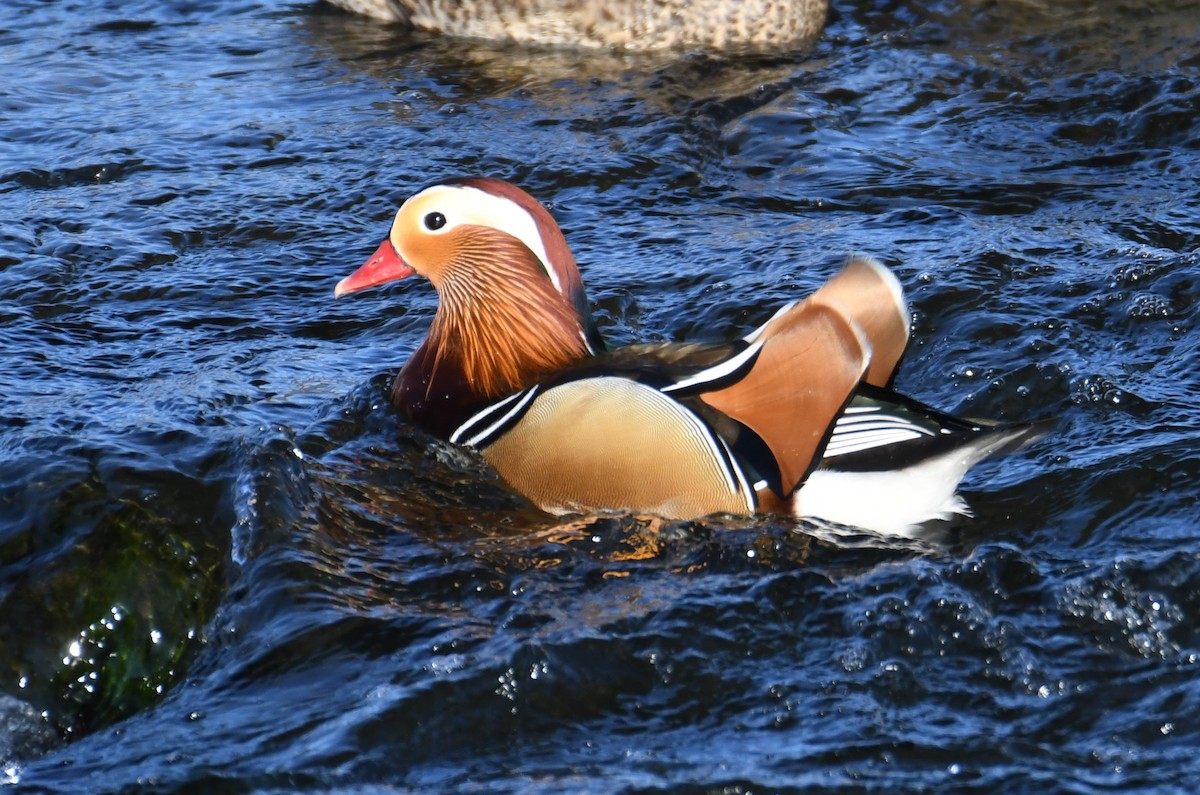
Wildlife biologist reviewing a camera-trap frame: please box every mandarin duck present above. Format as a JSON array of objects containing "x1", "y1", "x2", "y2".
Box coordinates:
[
  {"x1": 322, "y1": 0, "x2": 827, "y2": 51},
  {"x1": 335, "y1": 177, "x2": 1048, "y2": 535}
]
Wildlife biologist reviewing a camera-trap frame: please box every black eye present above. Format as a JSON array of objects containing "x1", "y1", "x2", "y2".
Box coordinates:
[{"x1": 424, "y1": 212, "x2": 447, "y2": 231}]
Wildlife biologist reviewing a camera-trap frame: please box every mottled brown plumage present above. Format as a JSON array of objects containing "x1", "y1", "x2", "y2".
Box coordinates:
[{"x1": 323, "y1": 0, "x2": 828, "y2": 51}]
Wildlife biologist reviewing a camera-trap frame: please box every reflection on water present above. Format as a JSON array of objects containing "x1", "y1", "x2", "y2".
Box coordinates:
[{"x1": 2, "y1": 0, "x2": 1200, "y2": 791}]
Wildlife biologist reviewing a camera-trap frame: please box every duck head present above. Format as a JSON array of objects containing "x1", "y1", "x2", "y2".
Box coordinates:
[{"x1": 336, "y1": 177, "x2": 604, "y2": 435}]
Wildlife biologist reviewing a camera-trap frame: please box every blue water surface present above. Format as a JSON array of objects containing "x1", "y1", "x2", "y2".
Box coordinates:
[{"x1": 2, "y1": 0, "x2": 1200, "y2": 792}]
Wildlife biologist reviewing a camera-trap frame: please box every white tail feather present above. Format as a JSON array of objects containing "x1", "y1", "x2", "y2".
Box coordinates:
[{"x1": 792, "y1": 426, "x2": 1039, "y2": 537}]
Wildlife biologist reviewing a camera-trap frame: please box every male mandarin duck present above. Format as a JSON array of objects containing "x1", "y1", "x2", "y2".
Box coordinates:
[
  {"x1": 322, "y1": 0, "x2": 827, "y2": 51},
  {"x1": 335, "y1": 177, "x2": 1048, "y2": 535}
]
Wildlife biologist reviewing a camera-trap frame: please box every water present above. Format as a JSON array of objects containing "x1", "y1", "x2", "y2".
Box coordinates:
[{"x1": 2, "y1": 0, "x2": 1200, "y2": 791}]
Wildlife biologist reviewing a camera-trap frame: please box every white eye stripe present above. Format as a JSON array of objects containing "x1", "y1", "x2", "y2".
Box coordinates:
[{"x1": 409, "y1": 185, "x2": 563, "y2": 294}]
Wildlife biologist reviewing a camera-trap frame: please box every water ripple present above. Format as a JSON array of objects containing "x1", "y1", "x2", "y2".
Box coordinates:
[{"x1": 2, "y1": 0, "x2": 1200, "y2": 792}]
